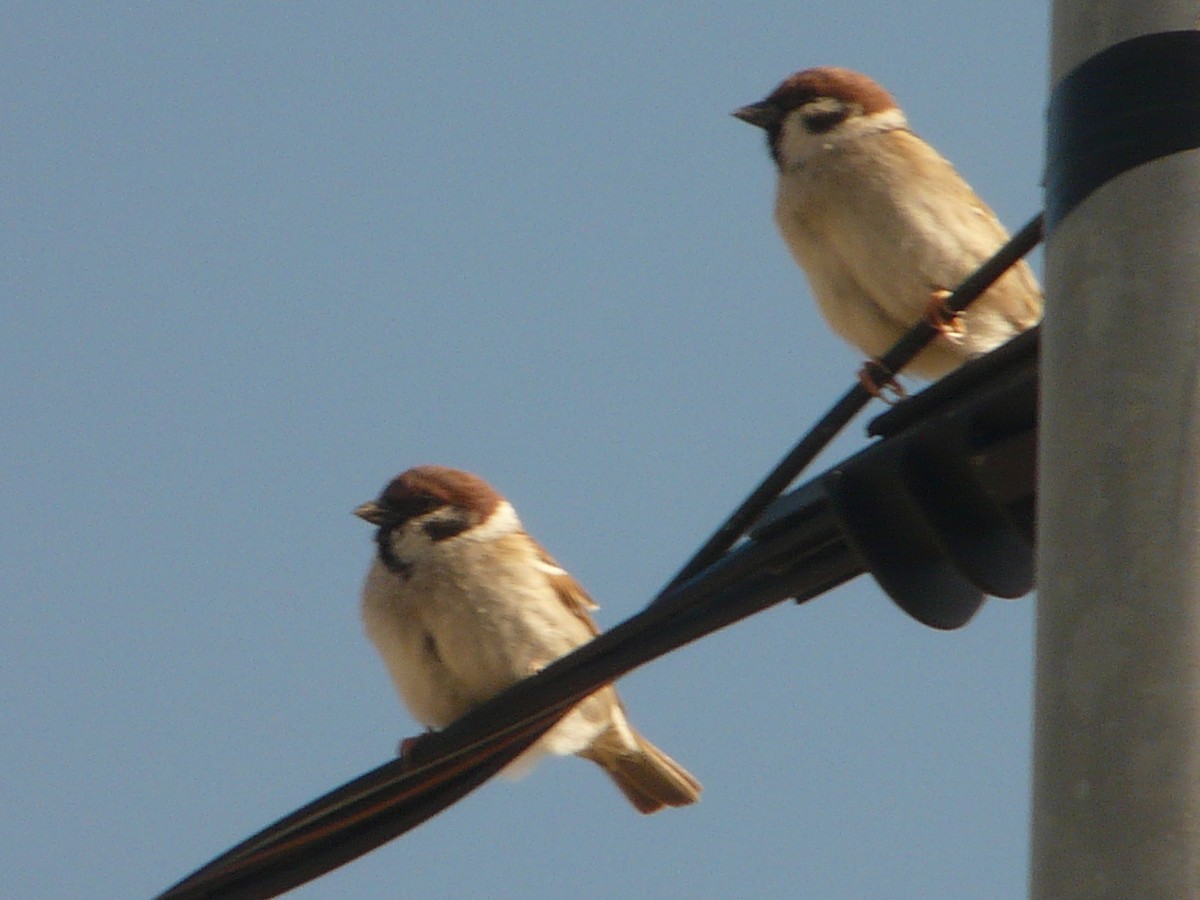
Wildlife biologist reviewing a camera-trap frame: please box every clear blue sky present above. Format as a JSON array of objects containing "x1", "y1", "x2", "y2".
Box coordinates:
[{"x1": 4, "y1": 5, "x2": 1049, "y2": 898}]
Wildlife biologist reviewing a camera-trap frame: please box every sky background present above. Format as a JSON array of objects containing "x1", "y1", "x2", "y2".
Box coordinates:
[{"x1": 5, "y1": 5, "x2": 1050, "y2": 898}]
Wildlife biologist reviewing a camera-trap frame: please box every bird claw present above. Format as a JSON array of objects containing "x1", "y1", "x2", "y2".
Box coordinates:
[
  {"x1": 926, "y1": 288, "x2": 965, "y2": 340},
  {"x1": 858, "y1": 359, "x2": 907, "y2": 405},
  {"x1": 396, "y1": 731, "x2": 435, "y2": 768}
]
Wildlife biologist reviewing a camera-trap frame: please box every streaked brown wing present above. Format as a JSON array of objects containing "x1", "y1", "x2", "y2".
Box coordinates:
[{"x1": 528, "y1": 538, "x2": 601, "y2": 636}]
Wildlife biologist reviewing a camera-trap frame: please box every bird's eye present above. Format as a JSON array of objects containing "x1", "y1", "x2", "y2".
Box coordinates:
[{"x1": 379, "y1": 492, "x2": 442, "y2": 525}]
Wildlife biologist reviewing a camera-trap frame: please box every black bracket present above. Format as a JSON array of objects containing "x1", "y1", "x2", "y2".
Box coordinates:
[{"x1": 1046, "y1": 30, "x2": 1200, "y2": 230}]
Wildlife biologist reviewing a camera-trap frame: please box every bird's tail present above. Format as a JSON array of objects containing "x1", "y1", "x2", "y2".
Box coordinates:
[{"x1": 580, "y1": 726, "x2": 702, "y2": 814}]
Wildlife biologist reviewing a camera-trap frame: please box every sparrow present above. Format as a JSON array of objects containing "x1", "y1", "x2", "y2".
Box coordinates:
[
  {"x1": 734, "y1": 66, "x2": 1042, "y2": 381},
  {"x1": 354, "y1": 465, "x2": 701, "y2": 814}
]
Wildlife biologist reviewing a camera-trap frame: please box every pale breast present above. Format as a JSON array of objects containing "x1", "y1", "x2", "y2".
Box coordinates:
[
  {"x1": 773, "y1": 130, "x2": 1041, "y2": 377},
  {"x1": 361, "y1": 539, "x2": 601, "y2": 730}
]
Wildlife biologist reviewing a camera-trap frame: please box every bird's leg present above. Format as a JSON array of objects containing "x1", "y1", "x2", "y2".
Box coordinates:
[
  {"x1": 858, "y1": 359, "x2": 907, "y2": 405},
  {"x1": 926, "y1": 288, "x2": 965, "y2": 340}
]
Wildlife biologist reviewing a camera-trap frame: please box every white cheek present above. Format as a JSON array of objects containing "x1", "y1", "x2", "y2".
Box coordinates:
[
  {"x1": 776, "y1": 106, "x2": 909, "y2": 172},
  {"x1": 776, "y1": 112, "x2": 833, "y2": 169},
  {"x1": 460, "y1": 501, "x2": 520, "y2": 542},
  {"x1": 386, "y1": 522, "x2": 434, "y2": 563}
]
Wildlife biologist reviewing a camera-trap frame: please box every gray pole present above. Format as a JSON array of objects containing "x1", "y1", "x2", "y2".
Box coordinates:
[{"x1": 1033, "y1": 5, "x2": 1200, "y2": 898}]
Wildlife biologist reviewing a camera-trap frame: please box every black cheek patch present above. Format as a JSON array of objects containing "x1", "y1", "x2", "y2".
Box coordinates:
[
  {"x1": 803, "y1": 108, "x2": 851, "y2": 134},
  {"x1": 422, "y1": 511, "x2": 474, "y2": 542}
]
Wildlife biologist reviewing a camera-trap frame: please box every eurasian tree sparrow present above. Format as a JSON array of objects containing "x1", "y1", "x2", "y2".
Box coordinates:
[
  {"x1": 355, "y1": 465, "x2": 701, "y2": 814},
  {"x1": 734, "y1": 66, "x2": 1042, "y2": 380}
]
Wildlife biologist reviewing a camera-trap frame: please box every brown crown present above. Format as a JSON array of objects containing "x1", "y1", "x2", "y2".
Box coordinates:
[
  {"x1": 379, "y1": 465, "x2": 504, "y2": 518},
  {"x1": 764, "y1": 66, "x2": 897, "y2": 116}
]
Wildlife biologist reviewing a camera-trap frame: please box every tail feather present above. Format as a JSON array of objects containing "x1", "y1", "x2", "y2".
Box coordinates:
[{"x1": 580, "y1": 727, "x2": 702, "y2": 815}]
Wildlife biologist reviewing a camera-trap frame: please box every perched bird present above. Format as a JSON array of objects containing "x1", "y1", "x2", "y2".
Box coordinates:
[
  {"x1": 355, "y1": 465, "x2": 701, "y2": 814},
  {"x1": 734, "y1": 66, "x2": 1041, "y2": 381}
]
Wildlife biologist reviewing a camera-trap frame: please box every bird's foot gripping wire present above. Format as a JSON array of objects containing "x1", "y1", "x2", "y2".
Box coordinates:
[
  {"x1": 858, "y1": 359, "x2": 907, "y2": 405},
  {"x1": 926, "y1": 288, "x2": 966, "y2": 340},
  {"x1": 396, "y1": 731, "x2": 435, "y2": 769}
]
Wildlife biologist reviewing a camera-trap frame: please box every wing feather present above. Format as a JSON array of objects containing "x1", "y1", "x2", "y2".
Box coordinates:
[{"x1": 528, "y1": 539, "x2": 601, "y2": 636}]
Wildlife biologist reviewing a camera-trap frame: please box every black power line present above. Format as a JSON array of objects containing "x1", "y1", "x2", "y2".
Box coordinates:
[{"x1": 157, "y1": 217, "x2": 1043, "y2": 900}]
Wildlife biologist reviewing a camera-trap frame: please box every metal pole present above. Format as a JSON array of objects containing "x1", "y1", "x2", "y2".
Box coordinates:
[{"x1": 1033, "y1": 5, "x2": 1200, "y2": 898}]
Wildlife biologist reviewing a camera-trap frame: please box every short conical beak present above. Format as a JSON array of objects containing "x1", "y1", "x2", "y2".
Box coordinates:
[
  {"x1": 353, "y1": 501, "x2": 388, "y2": 525},
  {"x1": 732, "y1": 101, "x2": 780, "y2": 130}
]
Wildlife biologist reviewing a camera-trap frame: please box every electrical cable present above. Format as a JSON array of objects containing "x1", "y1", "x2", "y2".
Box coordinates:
[{"x1": 156, "y1": 213, "x2": 1044, "y2": 900}]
